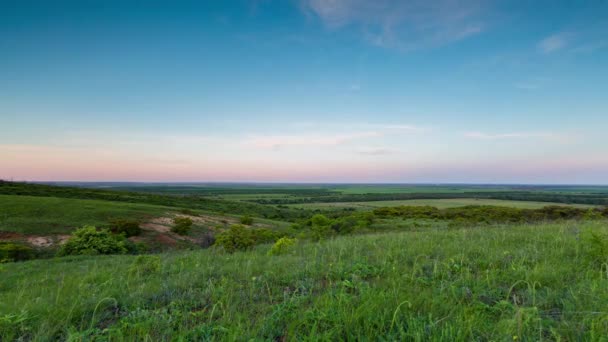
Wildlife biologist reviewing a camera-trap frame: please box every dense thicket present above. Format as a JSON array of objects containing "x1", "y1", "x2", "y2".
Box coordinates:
[
  {"x1": 251, "y1": 191, "x2": 608, "y2": 206},
  {"x1": 373, "y1": 205, "x2": 608, "y2": 224}
]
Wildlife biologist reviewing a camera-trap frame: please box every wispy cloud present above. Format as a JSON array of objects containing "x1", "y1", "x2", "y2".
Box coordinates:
[
  {"x1": 356, "y1": 146, "x2": 395, "y2": 155},
  {"x1": 570, "y1": 40, "x2": 608, "y2": 54},
  {"x1": 247, "y1": 131, "x2": 381, "y2": 149},
  {"x1": 514, "y1": 77, "x2": 550, "y2": 90},
  {"x1": 464, "y1": 132, "x2": 554, "y2": 140},
  {"x1": 514, "y1": 83, "x2": 540, "y2": 90},
  {"x1": 538, "y1": 32, "x2": 571, "y2": 53},
  {"x1": 301, "y1": 0, "x2": 487, "y2": 50},
  {"x1": 247, "y1": 122, "x2": 424, "y2": 150}
]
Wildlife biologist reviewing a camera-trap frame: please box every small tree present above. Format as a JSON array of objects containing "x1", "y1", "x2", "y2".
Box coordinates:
[
  {"x1": 215, "y1": 225, "x2": 255, "y2": 253},
  {"x1": 172, "y1": 217, "x2": 193, "y2": 235}
]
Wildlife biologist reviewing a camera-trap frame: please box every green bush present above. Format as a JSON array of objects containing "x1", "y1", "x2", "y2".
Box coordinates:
[
  {"x1": 310, "y1": 214, "x2": 334, "y2": 240},
  {"x1": 110, "y1": 219, "x2": 142, "y2": 237},
  {"x1": 58, "y1": 226, "x2": 129, "y2": 256},
  {"x1": 128, "y1": 255, "x2": 161, "y2": 277},
  {"x1": 171, "y1": 217, "x2": 193, "y2": 235},
  {"x1": 240, "y1": 215, "x2": 254, "y2": 225},
  {"x1": 0, "y1": 242, "x2": 34, "y2": 262},
  {"x1": 268, "y1": 237, "x2": 297, "y2": 256},
  {"x1": 330, "y1": 216, "x2": 358, "y2": 235},
  {"x1": 583, "y1": 231, "x2": 608, "y2": 268},
  {"x1": 179, "y1": 208, "x2": 196, "y2": 216},
  {"x1": 215, "y1": 225, "x2": 256, "y2": 253}
]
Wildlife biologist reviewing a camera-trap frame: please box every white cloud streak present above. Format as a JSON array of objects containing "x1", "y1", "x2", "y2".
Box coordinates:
[
  {"x1": 301, "y1": 0, "x2": 487, "y2": 50},
  {"x1": 538, "y1": 33, "x2": 571, "y2": 53},
  {"x1": 464, "y1": 131, "x2": 554, "y2": 140}
]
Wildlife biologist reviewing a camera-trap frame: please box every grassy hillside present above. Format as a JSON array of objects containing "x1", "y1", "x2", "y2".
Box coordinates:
[
  {"x1": 288, "y1": 198, "x2": 597, "y2": 210},
  {"x1": 0, "y1": 181, "x2": 311, "y2": 221},
  {"x1": 0, "y1": 195, "x2": 172, "y2": 234},
  {"x1": 2, "y1": 221, "x2": 607, "y2": 340}
]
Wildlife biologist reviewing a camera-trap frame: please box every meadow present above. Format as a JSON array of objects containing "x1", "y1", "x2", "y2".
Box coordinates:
[{"x1": 2, "y1": 221, "x2": 608, "y2": 340}]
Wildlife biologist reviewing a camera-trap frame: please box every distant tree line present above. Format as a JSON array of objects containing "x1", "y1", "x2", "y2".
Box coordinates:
[{"x1": 250, "y1": 191, "x2": 608, "y2": 206}]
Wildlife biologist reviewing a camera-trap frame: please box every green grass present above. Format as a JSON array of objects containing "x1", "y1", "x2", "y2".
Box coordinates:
[
  {"x1": 215, "y1": 193, "x2": 303, "y2": 201},
  {"x1": 288, "y1": 198, "x2": 597, "y2": 210},
  {"x1": 2, "y1": 221, "x2": 608, "y2": 340},
  {"x1": 0, "y1": 195, "x2": 292, "y2": 236},
  {"x1": 0, "y1": 195, "x2": 175, "y2": 235},
  {"x1": 333, "y1": 185, "x2": 513, "y2": 194}
]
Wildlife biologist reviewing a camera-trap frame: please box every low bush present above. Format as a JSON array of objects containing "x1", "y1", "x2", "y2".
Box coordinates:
[
  {"x1": 268, "y1": 237, "x2": 297, "y2": 256},
  {"x1": 215, "y1": 225, "x2": 256, "y2": 253},
  {"x1": 179, "y1": 208, "x2": 196, "y2": 216},
  {"x1": 215, "y1": 224, "x2": 286, "y2": 253},
  {"x1": 110, "y1": 219, "x2": 142, "y2": 237},
  {"x1": 128, "y1": 255, "x2": 161, "y2": 277},
  {"x1": 0, "y1": 242, "x2": 34, "y2": 262},
  {"x1": 240, "y1": 216, "x2": 254, "y2": 225},
  {"x1": 171, "y1": 217, "x2": 193, "y2": 235},
  {"x1": 583, "y1": 231, "x2": 608, "y2": 269},
  {"x1": 58, "y1": 226, "x2": 129, "y2": 256}
]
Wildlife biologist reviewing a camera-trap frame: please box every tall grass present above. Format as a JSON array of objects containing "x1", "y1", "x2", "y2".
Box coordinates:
[{"x1": 1, "y1": 221, "x2": 608, "y2": 340}]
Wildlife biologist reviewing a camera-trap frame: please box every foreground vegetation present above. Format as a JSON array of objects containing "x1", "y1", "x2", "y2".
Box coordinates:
[{"x1": 2, "y1": 221, "x2": 608, "y2": 340}]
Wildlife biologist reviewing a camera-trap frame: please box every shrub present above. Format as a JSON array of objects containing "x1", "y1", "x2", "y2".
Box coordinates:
[
  {"x1": 59, "y1": 226, "x2": 128, "y2": 256},
  {"x1": 171, "y1": 217, "x2": 193, "y2": 235},
  {"x1": 583, "y1": 209, "x2": 604, "y2": 220},
  {"x1": 310, "y1": 214, "x2": 334, "y2": 240},
  {"x1": 240, "y1": 215, "x2": 254, "y2": 225},
  {"x1": 251, "y1": 228, "x2": 282, "y2": 244},
  {"x1": 584, "y1": 231, "x2": 608, "y2": 268},
  {"x1": 268, "y1": 237, "x2": 297, "y2": 256},
  {"x1": 0, "y1": 242, "x2": 34, "y2": 262},
  {"x1": 330, "y1": 216, "x2": 358, "y2": 235},
  {"x1": 110, "y1": 219, "x2": 142, "y2": 237},
  {"x1": 179, "y1": 208, "x2": 196, "y2": 216},
  {"x1": 128, "y1": 255, "x2": 161, "y2": 277},
  {"x1": 311, "y1": 214, "x2": 331, "y2": 227},
  {"x1": 215, "y1": 225, "x2": 255, "y2": 253}
]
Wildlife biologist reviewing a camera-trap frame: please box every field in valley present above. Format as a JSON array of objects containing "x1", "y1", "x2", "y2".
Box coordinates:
[{"x1": 287, "y1": 198, "x2": 598, "y2": 210}]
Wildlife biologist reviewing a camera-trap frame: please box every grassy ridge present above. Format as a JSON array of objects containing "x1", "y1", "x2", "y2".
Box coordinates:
[
  {"x1": 0, "y1": 181, "x2": 311, "y2": 221},
  {"x1": 0, "y1": 195, "x2": 173, "y2": 234},
  {"x1": 2, "y1": 221, "x2": 607, "y2": 340}
]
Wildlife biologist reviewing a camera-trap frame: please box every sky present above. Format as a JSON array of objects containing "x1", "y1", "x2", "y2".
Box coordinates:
[{"x1": 1, "y1": 0, "x2": 607, "y2": 184}]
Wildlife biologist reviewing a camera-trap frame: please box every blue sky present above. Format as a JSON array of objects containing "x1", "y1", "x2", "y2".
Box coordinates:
[{"x1": 1, "y1": 0, "x2": 607, "y2": 183}]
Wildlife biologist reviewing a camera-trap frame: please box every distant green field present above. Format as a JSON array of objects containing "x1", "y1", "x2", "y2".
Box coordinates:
[
  {"x1": 333, "y1": 185, "x2": 513, "y2": 194},
  {"x1": 215, "y1": 193, "x2": 303, "y2": 201},
  {"x1": 288, "y1": 198, "x2": 597, "y2": 210},
  {"x1": 0, "y1": 195, "x2": 172, "y2": 234}
]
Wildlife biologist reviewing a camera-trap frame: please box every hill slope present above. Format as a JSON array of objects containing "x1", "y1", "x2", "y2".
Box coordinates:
[{"x1": 2, "y1": 221, "x2": 607, "y2": 340}]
